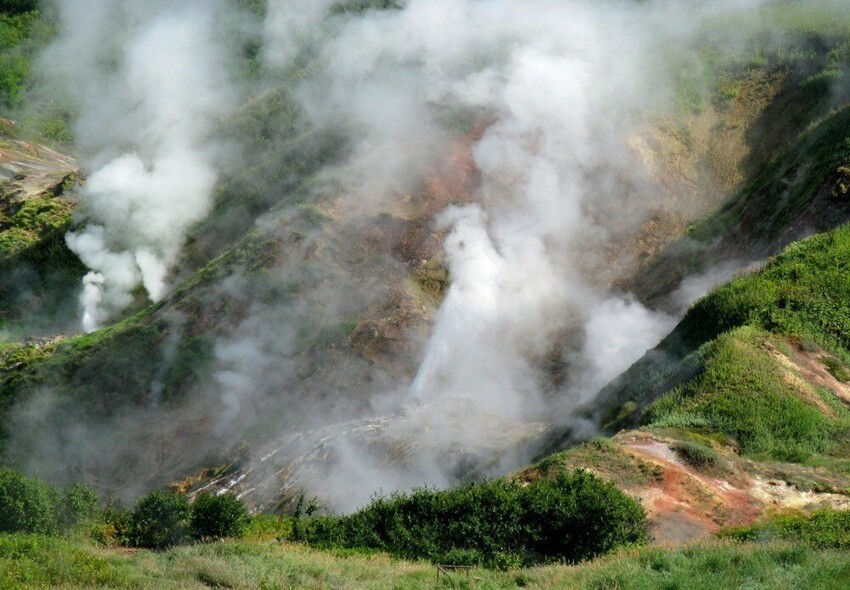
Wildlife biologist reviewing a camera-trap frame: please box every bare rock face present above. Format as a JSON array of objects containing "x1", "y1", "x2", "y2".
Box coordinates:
[{"x1": 0, "y1": 129, "x2": 78, "y2": 222}]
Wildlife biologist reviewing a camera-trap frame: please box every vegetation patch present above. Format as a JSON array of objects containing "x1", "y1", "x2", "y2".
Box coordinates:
[
  {"x1": 0, "y1": 468, "x2": 98, "y2": 536},
  {"x1": 0, "y1": 9, "x2": 50, "y2": 111},
  {"x1": 125, "y1": 490, "x2": 191, "y2": 550},
  {"x1": 190, "y1": 491, "x2": 250, "y2": 541},
  {"x1": 0, "y1": 466, "x2": 256, "y2": 554},
  {"x1": 720, "y1": 509, "x2": 850, "y2": 549},
  {"x1": 680, "y1": 227, "x2": 850, "y2": 353},
  {"x1": 531, "y1": 438, "x2": 664, "y2": 488},
  {"x1": 330, "y1": 0, "x2": 402, "y2": 15},
  {"x1": 671, "y1": 441, "x2": 720, "y2": 471},
  {"x1": 823, "y1": 357, "x2": 850, "y2": 382},
  {"x1": 646, "y1": 327, "x2": 849, "y2": 462},
  {"x1": 0, "y1": 182, "x2": 84, "y2": 335},
  {"x1": 0, "y1": 194, "x2": 73, "y2": 258},
  {"x1": 294, "y1": 470, "x2": 648, "y2": 568}
]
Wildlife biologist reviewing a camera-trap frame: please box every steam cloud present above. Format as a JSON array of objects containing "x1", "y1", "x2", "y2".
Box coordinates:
[
  {"x1": 12, "y1": 0, "x2": 821, "y2": 509},
  {"x1": 44, "y1": 0, "x2": 239, "y2": 331},
  {"x1": 251, "y1": 0, "x2": 775, "y2": 509}
]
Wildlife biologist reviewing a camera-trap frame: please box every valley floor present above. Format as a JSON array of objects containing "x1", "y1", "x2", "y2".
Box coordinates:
[{"x1": 2, "y1": 534, "x2": 850, "y2": 589}]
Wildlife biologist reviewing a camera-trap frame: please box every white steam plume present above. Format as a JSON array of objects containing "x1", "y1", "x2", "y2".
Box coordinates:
[
  {"x1": 257, "y1": 0, "x2": 778, "y2": 507},
  {"x1": 9, "y1": 0, "x2": 795, "y2": 509},
  {"x1": 266, "y1": 0, "x2": 703, "y2": 407},
  {"x1": 44, "y1": 0, "x2": 238, "y2": 332}
]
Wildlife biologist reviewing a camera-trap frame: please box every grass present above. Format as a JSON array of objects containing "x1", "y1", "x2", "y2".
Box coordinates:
[
  {"x1": 671, "y1": 441, "x2": 720, "y2": 471},
  {"x1": 564, "y1": 542, "x2": 850, "y2": 590},
  {"x1": 681, "y1": 227, "x2": 850, "y2": 352},
  {"x1": 530, "y1": 438, "x2": 663, "y2": 489},
  {"x1": 597, "y1": 224, "x2": 850, "y2": 465},
  {"x1": 720, "y1": 509, "x2": 850, "y2": 550},
  {"x1": 645, "y1": 327, "x2": 849, "y2": 462},
  {"x1": 0, "y1": 534, "x2": 848, "y2": 589},
  {"x1": 824, "y1": 357, "x2": 850, "y2": 382}
]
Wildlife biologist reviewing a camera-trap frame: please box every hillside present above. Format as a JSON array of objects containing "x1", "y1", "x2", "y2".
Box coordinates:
[{"x1": 2, "y1": 0, "x2": 850, "y2": 584}]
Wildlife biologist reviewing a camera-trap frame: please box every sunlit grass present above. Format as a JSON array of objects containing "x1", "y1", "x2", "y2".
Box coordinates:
[{"x1": 1, "y1": 534, "x2": 850, "y2": 589}]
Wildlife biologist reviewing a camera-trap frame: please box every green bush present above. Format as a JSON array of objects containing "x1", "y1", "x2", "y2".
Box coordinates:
[
  {"x1": 127, "y1": 490, "x2": 190, "y2": 549},
  {"x1": 86, "y1": 499, "x2": 130, "y2": 547},
  {"x1": 61, "y1": 482, "x2": 100, "y2": 529},
  {"x1": 0, "y1": 469, "x2": 60, "y2": 535},
  {"x1": 190, "y1": 492, "x2": 250, "y2": 540},
  {"x1": 0, "y1": 468, "x2": 60, "y2": 534},
  {"x1": 296, "y1": 470, "x2": 647, "y2": 568},
  {"x1": 0, "y1": 470, "x2": 104, "y2": 536},
  {"x1": 0, "y1": 10, "x2": 45, "y2": 110}
]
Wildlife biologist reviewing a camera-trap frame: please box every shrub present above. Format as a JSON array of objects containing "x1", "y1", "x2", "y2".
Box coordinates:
[
  {"x1": 190, "y1": 492, "x2": 250, "y2": 540},
  {"x1": 127, "y1": 490, "x2": 190, "y2": 549},
  {"x1": 88, "y1": 499, "x2": 129, "y2": 547},
  {"x1": 0, "y1": 468, "x2": 60, "y2": 534},
  {"x1": 0, "y1": 470, "x2": 103, "y2": 536},
  {"x1": 0, "y1": 10, "x2": 45, "y2": 110},
  {"x1": 61, "y1": 482, "x2": 100, "y2": 529},
  {"x1": 672, "y1": 442, "x2": 719, "y2": 471},
  {"x1": 297, "y1": 470, "x2": 647, "y2": 568}
]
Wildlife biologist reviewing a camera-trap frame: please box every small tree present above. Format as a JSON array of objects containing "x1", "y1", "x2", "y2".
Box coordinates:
[
  {"x1": 190, "y1": 491, "x2": 250, "y2": 540},
  {"x1": 62, "y1": 482, "x2": 100, "y2": 529},
  {"x1": 127, "y1": 490, "x2": 190, "y2": 549},
  {"x1": 0, "y1": 468, "x2": 61, "y2": 535}
]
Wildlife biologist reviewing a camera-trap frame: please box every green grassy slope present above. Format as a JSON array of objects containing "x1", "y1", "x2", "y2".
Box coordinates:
[
  {"x1": 0, "y1": 533, "x2": 848, "y2": 590},
  {"x1": 595, "y1": 224, "x2": 850, "y2": 468}
]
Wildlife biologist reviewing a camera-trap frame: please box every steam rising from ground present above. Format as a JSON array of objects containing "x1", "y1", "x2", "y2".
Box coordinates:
[
  {"x1": 14, "y1": 0, "x2": 805, "y2": 509},
  {"x1": 269, "y1": 0, "x2": 675, "y2": 439},
  {"x1": 44, "y1": 0, "x2": 239, "y2": 331},
  {"x1": 254, "y1": 0, "x2": 773, "y2": 509}
]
